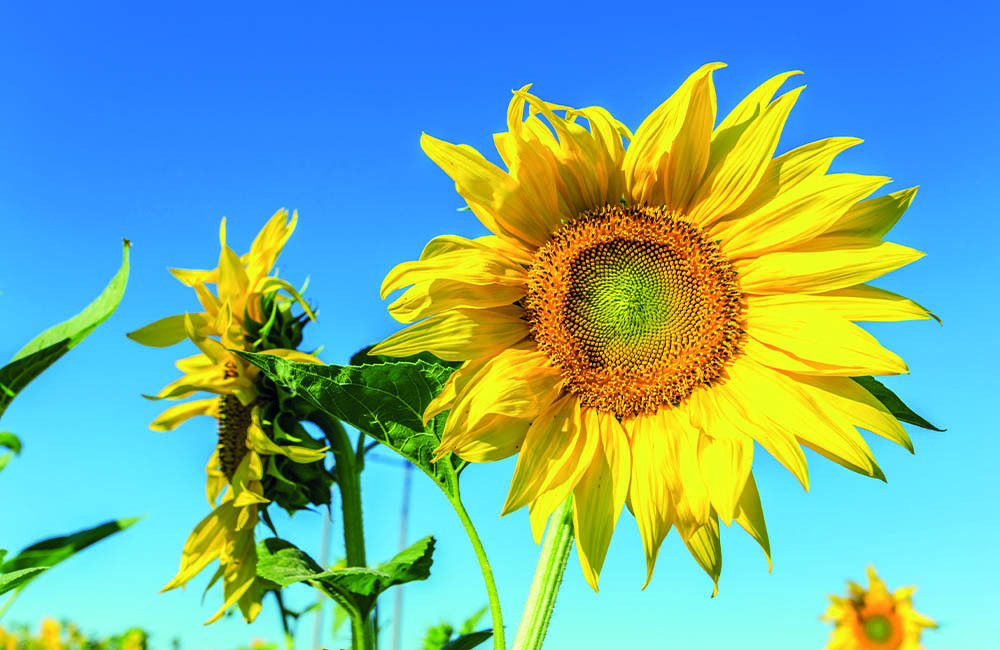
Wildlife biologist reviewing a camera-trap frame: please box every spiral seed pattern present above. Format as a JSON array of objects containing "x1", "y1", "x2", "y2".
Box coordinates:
[{"x1": 524, "y1": 205, "x2": 745, "y2": 417}]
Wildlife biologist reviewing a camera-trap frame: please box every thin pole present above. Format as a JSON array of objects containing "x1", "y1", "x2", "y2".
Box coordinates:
[
  {"x1": 312, "y1": 507, "x2": 332, "y2": 649},
  {"x1": 391, "y1": 461, "x2": 414, "y2": 650}
]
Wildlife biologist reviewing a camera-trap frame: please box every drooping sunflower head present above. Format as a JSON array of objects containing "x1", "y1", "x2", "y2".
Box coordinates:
[
  {"x1": 823, "y1": 567, "x2": 937, "y2": 650},
  {"x1": 374, "y1": 64, "x2": 934, "y2": 591},
  {"x1": 129, "y1": 210, "x2": 329, "y2": 624}
]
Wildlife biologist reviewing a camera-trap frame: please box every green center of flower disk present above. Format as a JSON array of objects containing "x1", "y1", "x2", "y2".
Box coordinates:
[
  {"x1": 863, "y1": 615, "x2": 893, "y2": 642},
  {"x1": 525, "y1": 205, "x2": 745, "y2": 417}
]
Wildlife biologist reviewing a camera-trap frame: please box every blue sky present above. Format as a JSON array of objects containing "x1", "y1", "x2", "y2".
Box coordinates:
[{"x1": 1, "y1": 2, "x2": 996, "y2": 648}]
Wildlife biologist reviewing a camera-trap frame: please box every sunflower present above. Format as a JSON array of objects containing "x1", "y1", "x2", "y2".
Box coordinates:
[
  {"x1": 823, "y1": 567, "x2": 936, "y2": 649},
  {"x1": 129, "y1": 209, "x2": 326, "y2": 623},
  {"x1": 372, "y1": 64, "x2": 935, "y2": 591}
]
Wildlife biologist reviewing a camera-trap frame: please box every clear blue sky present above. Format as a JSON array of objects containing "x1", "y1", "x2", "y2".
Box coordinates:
[{"x1": 1, "y1": 2, "x2": 996, "y2": 648}]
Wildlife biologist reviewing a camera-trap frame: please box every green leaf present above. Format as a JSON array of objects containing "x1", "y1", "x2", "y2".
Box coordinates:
[
  {"x1": 443, "y1": 630, "x2": 493, "y2": 650},
  {"x1": 459, "y1": 607, "x2": 488, "y2": 635},
  {"x1": 0, "y1": 567, "x2": 48, "y2": 596},
  {"x1": 852, "y1": 376, "x2": 944, "y2": 431},
  {"x1": 422, "y1": 622, "x2": 455, "y2": 650},
  {"x1": 236, "y1": 352, "x2": 463, "y2": 498},
  {"x1": 256, "y1": 535, "x2": 435, "y2": 617},
  {"x1": 0, "y1": 432, "x2": 21, "y2": 455},
  {"x1": 0, "y1": 241, "x2": 130, "y2": 422},
  {"x1": 0, "y1": 517, "x2": 140, "y2": 592}
]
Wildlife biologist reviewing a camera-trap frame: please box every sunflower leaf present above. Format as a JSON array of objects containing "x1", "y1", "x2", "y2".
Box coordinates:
[
  {"x1": 443, "y1": 630, "x2": 494, "y2": 650},
  {"x1": 236, "y1": 351, "x2": 463, "y2": 498},
  {"x1": 0, "y1": 518, "x2": 140, "y2": 594},
  {"x1": 0, "y1": 567, "x2": 49, "y2": 596},
  {"x1": 852, "y1": 376, "x2": 944, "y2": 431},
  {"x1": 256, "y1": 535, "x2": 435, "y2": 618},
  {"x1": 0, "y1": 240, "x2": 130, "y2": 422}
]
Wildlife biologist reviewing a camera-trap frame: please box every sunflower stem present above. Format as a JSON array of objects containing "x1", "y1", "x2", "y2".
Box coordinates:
[
  {"x1": 448, "y1": 492, "x2": 506, "y2": 650},
  {"x1": 311, "y1": 412, "x2": 369, "y2": 648},
  {"x1": 512, "y1": 496, "x2": 574, "y2": 650}
]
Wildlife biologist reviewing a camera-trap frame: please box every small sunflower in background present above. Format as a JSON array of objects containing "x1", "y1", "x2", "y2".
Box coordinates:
[
  {"x1": 129, "y1": 209, "x2": 329, "y2": 623},
  {"x1": 373, "y1": 64, "x2": 935, "y2": 591},
  {"x1": 824, "y1": 567, "x2": 936, "y2": 649}
]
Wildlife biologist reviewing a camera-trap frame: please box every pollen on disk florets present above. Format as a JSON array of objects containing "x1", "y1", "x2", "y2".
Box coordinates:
[
  {"x1": 524, "y1": 204, "x2": 745, "y2": 417},
  {"x1": 217, "y1": 395, "x2": 252, "y2": 479}
]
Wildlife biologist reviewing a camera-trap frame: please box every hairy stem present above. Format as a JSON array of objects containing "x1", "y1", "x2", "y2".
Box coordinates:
[
  {"x1": 448, "y1": 492, "x2": 506, "y2": 650},
  {"x1": 512, "y1": 497, "x2": 574, "y2": 650}
]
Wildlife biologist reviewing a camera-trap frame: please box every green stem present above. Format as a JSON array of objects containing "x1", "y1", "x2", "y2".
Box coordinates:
[
  {"x1": 448, "y1": 493, "x2": 506, "y2": 650},
  {"x1": 511, "y1": 497, "x2": 574, "y2": 650},
  {"x1": 311, "y1": 412, "x2": 369, "y2": 648}
]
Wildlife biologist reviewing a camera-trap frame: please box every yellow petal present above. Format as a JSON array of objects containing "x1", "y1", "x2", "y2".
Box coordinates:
[
  {"x1": 508, "y1": 89, "x2": 628, "y2": 219},
  {"x1": 679, "y1": 516, "x2": 722, "y2": 596},
  {"x1": 822, "y1": 186, "x2": 917, "y2": 240},
  {"x1": 388, "y1": 278, "x2": 526, "y2": 324},
  {"x1": 733, "y1": 473, "x2": 771, "y2": 571},
  {"x1": 572, "y1": 410, "x2": 630, "y2": 591},
  {"x1": 246, "y1": 415, "x2": 326, "y2": 463},
  {"x1": 424, "y1": 357, "x2": 489, "y2": 424},
  {"x1": 369, "y1": 306, "x2": 529, "y2": 362},
  {"x1": 690, "y1": 84, "x2": 804, "y2": 225},
  {"x1": 245, "y1": 208, "x2": 295, "y2": 287},
  {"x1": 128, "y1": 313, "x2": 210, "y2": 348},
  {"x1": 150, "y1": 398, "x2": 218, "y2": 432},
  {"x1": 625, "y1": 413, "x2": 676, "y2": 588},
  {"x1": 697, "y1": 433, "x2": 753, "y2": 526},
  {"x1": 724, "y1": 136, "x2": 863, "y2": 220},
  {"x1": 746, "y1": 298, "x2": 908, "y2": 376},
  {"x1": 421, "y1": 132, "x2": 553, "y2": 247},
  {"x1": 501, "y1": 396, "x2": 597, "y2": 516},
  {"x1": 216, "y1": 220, "x2": 250, "y2": 309},
  {"x1": 658, "y1": 406, "x2": 712, "y2": 529},
  {"x1": 738, "y1": 239, "x2": 925, "y2": 295},
  {"x1": 169, "y1": 266, "x2": 218, "y2": 287},
  {"x1": 718, "y1": 173, "x2": 889, "y2": 259},
  {"x1": 791, "y1": 374, "x2": 913, "y2": 452},
  {"x1": 711, "y1": 71, "x2": 801, "y2": 147},
  {"x1": 205, "y1": 527, "x2": 258, "y2": 625},
  {"x1": 380, "y1": 237, "x2": 527, "y2": 299},
  {"x1": 748, "y1": 287, "x2": 938, "y2": 324},
  {"x1": 693, "y1": 377, "x2": 810, "y2": 491},
  {"x1": 450, "y1": 414, "x2": 530, "y2": 462},
  {"x1": 527, "y1": 489, "x2": 571, "y2": 545},
  {"x1": 728, "y1": 359, "x2": 883, "y2": 480},
  {"x1": 162, "y1": 501, "x2": 238, "y2": 592},
  {"x1": 441, "y1": 347, "x2": 561, "y2": 452},
  {"x1": 624, "y1": 62, "x2": 726, "y2": 211}
]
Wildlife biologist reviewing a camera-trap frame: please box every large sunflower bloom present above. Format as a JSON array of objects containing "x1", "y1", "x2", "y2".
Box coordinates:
[
  {"x1": 823, "y1": 567, "x2": 936, "y2": 649},
  {"x1": 129, "y1": 210, "x2": 325, "y2": 623},
  {"x1": 372, "y1": 64, "x2": 934, "y2": 591}
]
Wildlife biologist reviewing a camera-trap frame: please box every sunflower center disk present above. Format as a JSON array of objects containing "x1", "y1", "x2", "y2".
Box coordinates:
[
  {"x1": 862, "y1": 615, "x2": 893, "y2": 642},
  {"x1": 525, "y1": 205, "x2": 744, "y2": 417},
  {"x1": 218, "y1": 394, "x2": 252, "y2": 479}
]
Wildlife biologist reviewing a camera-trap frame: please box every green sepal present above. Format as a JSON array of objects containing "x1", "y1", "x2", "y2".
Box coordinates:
[
  {"x1": 255, "y1": 535, "x2": 435, "y2": 618},
  {"x1": 236, "y1": 352, "x2": 464, "y2": 498},
  {"x1": 852, "y1": 376, "x2": 944, "y2": 431},
  {"x1": 0, "y1": 240, "x2": 130, "y2": 422}
]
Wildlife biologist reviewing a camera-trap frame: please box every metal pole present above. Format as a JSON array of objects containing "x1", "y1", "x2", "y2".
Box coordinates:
[
  {"x1": 312, "y1": 507, "x2": 332, "y2": 649},
  {"x1": 391, "y1": 461, "x2": 414, "y2": 650}
]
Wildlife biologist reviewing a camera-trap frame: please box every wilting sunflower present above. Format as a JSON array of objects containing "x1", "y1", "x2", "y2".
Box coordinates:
[
  {"x1": 372, "y1": 64, "x2": 935, "y2": 591},
  {"x1": 823, "y1": 567, "x2": 936, "y2": 649},
  {"x1": 129, "y1": 209, "x2": 326, "y2": 623}
]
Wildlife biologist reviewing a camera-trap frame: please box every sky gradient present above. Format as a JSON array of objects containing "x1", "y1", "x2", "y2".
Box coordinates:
[{"x1": 1, "y1": 2, "x2": 996, "y2": 649}]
